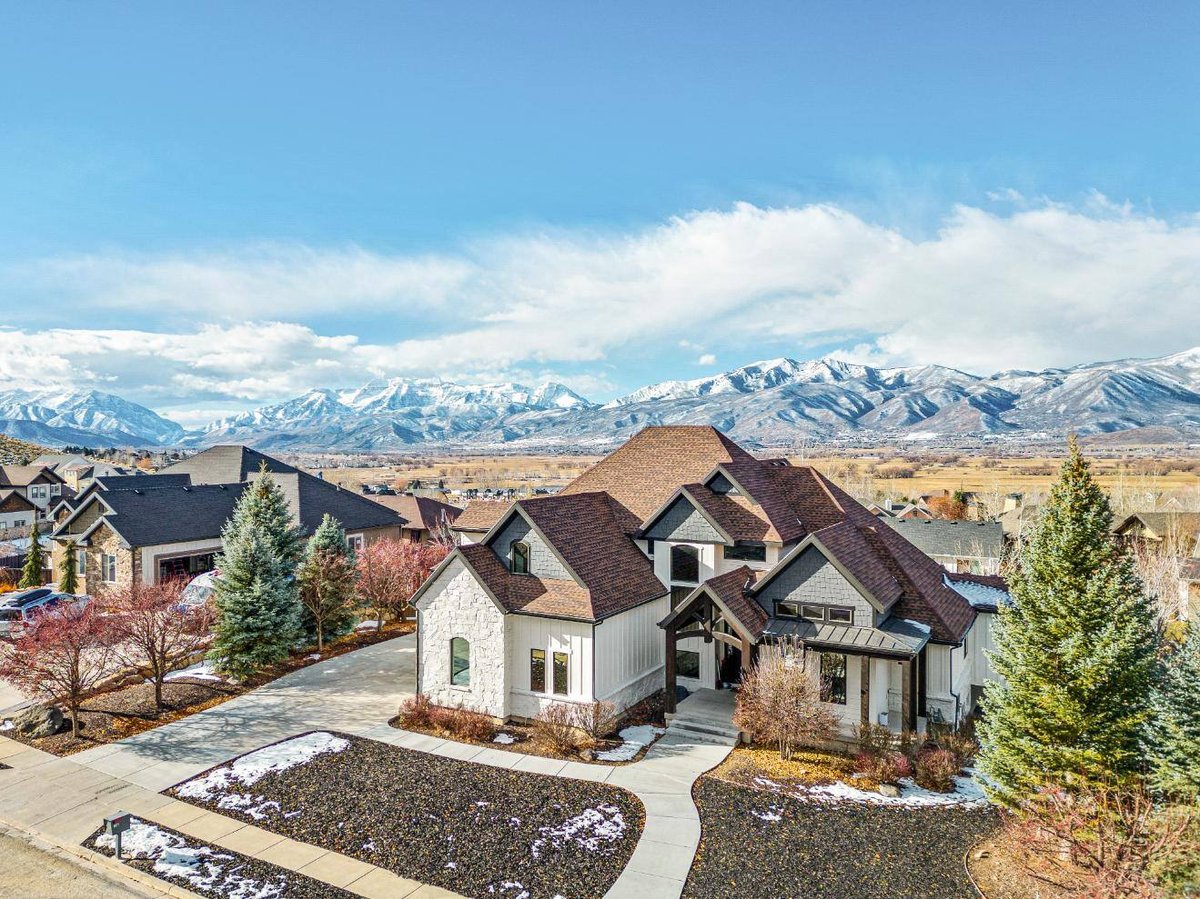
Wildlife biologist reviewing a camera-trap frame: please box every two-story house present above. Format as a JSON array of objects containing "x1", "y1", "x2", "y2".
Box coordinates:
[
  {"x1": 414, "y1": 426, "x2": 1006, "y2": 738},
  {"x1": 0, "y1": 465, "x2": 69, "y2": 519}
]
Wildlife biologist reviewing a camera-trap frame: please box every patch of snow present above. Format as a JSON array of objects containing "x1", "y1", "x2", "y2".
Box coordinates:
[
  {"x1": 531, "y1": 803, "x2": 627, "y2": 858},
  {"x1": 751, "y1": 806, "x2": 783, "y2": 822},
  {"x1": 362, "y1": 840, "x2": 375, "y2": 852},
  {"x1": 304, "y1": 653, "x2": 321, "y2": 661},
  {"x1": 356, "y1": 619, "x2": 381, "y2": 631},
  {"x1": 0, "y1": 720, "x2": 12, "y2": 731},
  {"x1": 488, "y1": 882, "x2": 530, "y2": 898},
  {"x1": 94, "y1": 819, "x2": 289, "y2": 899},
  {"x1": 492, "y1": 732, "x2": 517, "y2": 744},
  {"x1": 176, "y1": 732, "x2": 350, "y2": 802},
  {"x1": 945, "y1": 573, "x2": 1011, "y2": 609},
  {"x1": 786, "y1": 772, "x2": 988, "y2": 807},
  {"x1": 164, "y1": 660, "x2": 224, "y2": 683},
  {"x1": 595, "y1": 724, "x2": 666, "y2": 762}
]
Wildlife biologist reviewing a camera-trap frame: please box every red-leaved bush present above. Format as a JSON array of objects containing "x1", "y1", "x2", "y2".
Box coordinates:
[{"x1": 914, "y1": 746, "x2": 959, "y2": 792}]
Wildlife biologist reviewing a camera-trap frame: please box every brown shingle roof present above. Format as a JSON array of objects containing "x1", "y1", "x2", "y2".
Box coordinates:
[
  {"x1": 368, "y1": 494, "x2": 461, "y2": 532},
  {"x1": 561, "y1": 426, "x2": 758, "y2": 531},
  {"x1": 703, "y1": 566, "x2": 768, "y2": 638},
  {"x1": 458, "y1": 543, "x2": 596, "y2": 619},
  {"x1": 452, "y1": 500, "x2": 511, "y2": 532},
  {"x1": 0, "y1": 465, "x2": 62, "y2": 487}
]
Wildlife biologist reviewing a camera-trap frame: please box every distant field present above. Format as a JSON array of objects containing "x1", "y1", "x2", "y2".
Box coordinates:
[{"x1": 309, "y1": 450, "x2": 1200, "y2": 510}]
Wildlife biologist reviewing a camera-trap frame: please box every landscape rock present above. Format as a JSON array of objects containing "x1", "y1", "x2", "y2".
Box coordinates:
[
  {"x1": 14, "y1": 704, "x2": 65, "y2": 738},
  {"x1": 877, "y1": 783, "x2": 902, "y2": 798},
  {"x1": 579, "y1": 748, "x2": 595, "y2": 761}
]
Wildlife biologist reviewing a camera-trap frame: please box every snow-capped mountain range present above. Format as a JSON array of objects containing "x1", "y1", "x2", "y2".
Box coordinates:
[{"x1": 4, "y1": 347, "x2": 1200, "y2": 450}]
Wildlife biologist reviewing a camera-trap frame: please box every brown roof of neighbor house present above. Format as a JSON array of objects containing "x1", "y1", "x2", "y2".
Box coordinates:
[
  {"x1": 0, "y1": 465, "x2": 63, "y2": 487},
  {"x1": 368, "y1": 494, "x2": 461, "y2": 533},
  {"x1": 0, "y1": 489, "x2": 37, "y2": 514},
  {"x1": 1113, "y1": 512, "x2": 1200, "y2": 540},
  {"x1": 452, "y1": 500, "x2": 511, "y2": 532},
  {"x1": 560, "y1": 425, "x2": 758, "y2": 531}
]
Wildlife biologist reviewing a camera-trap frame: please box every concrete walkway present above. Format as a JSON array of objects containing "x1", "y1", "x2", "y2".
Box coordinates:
[{"x1": 16, "y1": 633, "x2": 736, "y2": 899}]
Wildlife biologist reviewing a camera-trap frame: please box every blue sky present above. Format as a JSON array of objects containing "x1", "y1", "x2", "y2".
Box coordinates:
[{"x1": 1, "y1": 2, "x2": 1199, "y2": 425}]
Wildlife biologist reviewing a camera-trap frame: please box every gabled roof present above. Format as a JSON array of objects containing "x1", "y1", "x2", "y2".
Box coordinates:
[
  {"x1": 368, "y1": 493, "x2": 460, "y2": 532},
  {"x1": 0, "y1": 489, "x2": 37, "y2": 514},
  {"x1": 66, "y1": 484, "x2": 247, "y2": 547},
  {"x1": 455, "y1": 543, "x2": 595, "y2": 619},
  {"x1": 452, "y1": 500, "x2": 511, "y2": 533},
  {"x1": 0, "y1": 465, "x2": 63, "y2": 487},
  {"x1": 884, "y1": 518, "x2": 1004, "y2": 559},
  {"x1": 159, "y1": 445, "x2": 297, "y2": 484},
  {"x1": 560, "y1": 426, "x2": 759, "y2": 531},
  {"x1": 96, "y1": 473, "x2": 193, "y2": 492},
  {"x1": 259, "y1": 471, "x2": 404, "y2": 535},
  {"x1": 659, "y1": 566, "x2": 769, "y2": 639},
  {"x1": 1113, "y1": 512, "x2": 1200, "y2": 540}
]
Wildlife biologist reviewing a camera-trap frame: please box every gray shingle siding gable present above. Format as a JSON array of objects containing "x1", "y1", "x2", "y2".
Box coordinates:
[
  {"x1": 754, "y1": 545, "x2": 876, "y2": 626},
  {"x1": 488, "y1": 513, "x2": 572, "y2": 580},
  {"x1": 644, "y1": 495, "x2": 725, "y2": 543}
]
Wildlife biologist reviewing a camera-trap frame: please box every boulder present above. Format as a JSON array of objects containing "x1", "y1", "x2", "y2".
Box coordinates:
[
  {"x1": 579, "y1": 748, "x2": 596, "y2": 762},
  {"x1": 877, "y1": 783, "x2": 902, "y2": 798},
  {"x1": 14, "y1": 704, "x2": 65, "y2": 739}
]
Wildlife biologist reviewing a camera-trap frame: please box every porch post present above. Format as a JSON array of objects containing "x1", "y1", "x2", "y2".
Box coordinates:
[
  {"x1": 664, "y1": 625, "x2": 677, "y2": 714},
  {"x1": 899, "y1": 659, "x2": 913, "y2": 733},
  {"x1": 740, "y1": 634, "x2": 753, "y2": 678},
  {"x1": 859, "y1": 656, "x2": 871, "y2": 727}
]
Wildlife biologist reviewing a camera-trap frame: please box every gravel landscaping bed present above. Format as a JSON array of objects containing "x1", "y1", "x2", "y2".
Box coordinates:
[
  {"x1": 685, "y1": 777, "x2": 999, "y2": 899},
  {"x1": 169, "y1": 731, "x2": 643, "y2": 899},
  {"x1": 85, "y1": 817, "x2": 354, "y2": 899}
]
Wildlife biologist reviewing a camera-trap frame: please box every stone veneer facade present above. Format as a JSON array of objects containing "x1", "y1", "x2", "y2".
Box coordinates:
[{"x1": 416, "y1": 557, "x2": 509, "y2": 718}]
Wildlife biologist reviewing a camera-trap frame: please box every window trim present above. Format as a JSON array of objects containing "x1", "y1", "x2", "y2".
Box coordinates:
[
  {"x1": 510, "y1": 540, "x2": 531, "y2": 575},
  {"x1": 800, "y1": 604, "x2": 825, "y2": 622},
  {"x1": 826, "y1": 606, "x2": 854, "y2": 624},
  {"x1": 450, "y1": 637, "x2": 471, "y2": 687},
  {"x1": 530, "y1": 648, "x2": 546, "y2": 693},
  {"x1": 669, "y1": 544, "x2": 700, "y2": 584},
  {"x1": 346, "y1": 533, "x2": 365, "y2": 552},
  {"x1": 774, "y1": 600, "x2": 800, "y2": 618},
  {"x1": 102, "y1": 553, "x2": 117, "y2": 584},
  {"x1": 552, "y1": 651, "x2": 569, "y2": 697},
  {"x1": 724, "y1": 542, "x2": 767, "y2": 562}
]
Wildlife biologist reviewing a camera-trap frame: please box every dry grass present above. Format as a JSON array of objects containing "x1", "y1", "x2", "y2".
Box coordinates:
[{"x1": 711, "y1": 745, "x2": 882, "y2": 793}]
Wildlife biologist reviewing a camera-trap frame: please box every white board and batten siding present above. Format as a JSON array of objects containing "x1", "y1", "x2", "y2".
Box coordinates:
[
  {"x1": 506, "y1": 614, "x2": 594, "y2": 720},
  {"x1": 594, "y1": 594, "x2": 671, "y2": 711}
]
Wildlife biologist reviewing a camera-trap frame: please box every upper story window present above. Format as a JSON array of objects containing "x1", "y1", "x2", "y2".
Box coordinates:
[
  {"x1": 670, "y1": 545, "x2": 699, "y2": 584},
  {"x1": 645, "y1": 538, "x2": 655, "y2": 557},
  {"x1": 724, "y1": 542, "x2": 766, "y2": 562},
  {"x1": 773, "y1": 602, "x2": 854, "y2": 625},
  {"x1": 510, "y1": 540, "x2": 530, "y2": 574}
]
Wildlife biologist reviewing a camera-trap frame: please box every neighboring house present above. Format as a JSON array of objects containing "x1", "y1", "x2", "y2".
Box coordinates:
[
  {"x1": 0, "y1": 489, "x2": 37, "y2": 532},
  {"x1": 33, "y1": 453, "x2": 135, "y2": 491},
  {"x1": 415, "y1": 425, "x2": 1005, "y2": 737},
  {"x1": 451, "y1": 500, "x2": 513, "y2": 544},
  {"x1": 998, "y1": 500, "x2": 1041, "y2": 541},
  {"x1": 0, "y1": 465, "x2": 68, "y2": 518},
  {"x1": 367, "y1": 493, "x2": 462, "y2": 542},
  {"x1": 1113, "y1": 512, "x2": 1200, "y2": 556},
  {"x1": 893, "y1": 502, "x2": 933, "y2": 521},
  {"x1": 883, "y1": 519, "x2": 1004, "y2": 575},
  {"x1": 51, "y1": 445, "x2": 406, "y2": 595}
]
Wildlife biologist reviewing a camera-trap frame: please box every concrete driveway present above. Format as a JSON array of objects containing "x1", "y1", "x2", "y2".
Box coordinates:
[{"x1": 71, "y1": 633, "x2": 417, "y2": 792}]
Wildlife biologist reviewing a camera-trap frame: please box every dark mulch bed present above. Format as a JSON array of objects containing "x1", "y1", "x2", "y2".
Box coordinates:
[
  {"x1": 169, "y1": 732, "x2": 643, "y2": 899},
  {"x1": 4, "y1": 621, "x2": 415, "y2": 756},
  {"x1": 685, "y1": 777, "x2": 1000, "y2": 899},
  {"x1": 85, "y1": 817, "x2": 354, "y2": 899}
]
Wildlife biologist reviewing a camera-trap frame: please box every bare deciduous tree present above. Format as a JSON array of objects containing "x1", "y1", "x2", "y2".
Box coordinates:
[{"x1": 733, "y1": 642, "x2": 839, "y2": 760}]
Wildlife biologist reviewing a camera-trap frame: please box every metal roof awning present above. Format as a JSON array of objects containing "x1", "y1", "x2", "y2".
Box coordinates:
[{"x1": 761, "y1": 615, "x2": 930, "y2": 658}]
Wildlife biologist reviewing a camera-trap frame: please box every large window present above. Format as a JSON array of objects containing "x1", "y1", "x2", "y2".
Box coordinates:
[
  {"x1": 670, "y1": 545, "x2": 700, "y2": 583},
  {"x1": 450, "y1": 637, "x2": 471, "y2": 687},
  {"x1": 820, "y1": 653, "x2": 847, "y2": 705},
  {"x1": 510, "y1": 540, "x2": 530, "y2": 574},
  {"x1": 102, "y1": 553, "x2": 117, "y2": 583},
  {"x1": 724, "y1": 542, "x2": 767, "y2": 562},
  {"x1": 676, "y1": 649, "x2": 701, "y2": 679},
  {"x1": 530, "y1": 649, "x2": 546, "y2": 693},
  {"x1": 76, "y1": 551, "x2": 86, "y2": 577},
  {"x1": 552, "y1": 651, "x2": 569, "y2": 696}
]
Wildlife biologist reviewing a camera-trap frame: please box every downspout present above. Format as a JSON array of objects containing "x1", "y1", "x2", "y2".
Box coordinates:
[{"x1": 948, "y1": 643, "x2": 961, "y2": 728}]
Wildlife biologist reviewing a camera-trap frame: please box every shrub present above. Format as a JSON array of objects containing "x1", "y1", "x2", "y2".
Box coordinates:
[
  {"x1": 397, "y1": 693, "x2": 437, "y2": 730},
  {"x1": 532, "y1": 703, "x2": 590, "y2": 754},
  {"x1": 574, "y1": 700, "x2": 619, "y2": 739},
  {"x1": 853, "y1": 722, "x2": 893, "y2": 758},
  {"x1": 733, "y1": 645, "x2": 839, "y2": 760},
  {"x1": 854, "y1": 750, "x2": 913, "y2": 783},
  {"x1": 914, "y1": 747, "x2": 959, "y2": 792},
  {"x1": 439, "y1": 705, "x2": 497, "y2": 742},
  {"x1": 939, "y1": 731, "x2": 979, "y2": 769}
]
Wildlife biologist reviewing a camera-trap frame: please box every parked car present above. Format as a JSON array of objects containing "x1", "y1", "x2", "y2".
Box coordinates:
[{"x1": 0, "y1": 588, "x2": 85, "y2": 638}]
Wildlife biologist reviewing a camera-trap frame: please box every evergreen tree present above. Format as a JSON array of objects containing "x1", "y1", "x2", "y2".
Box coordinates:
[
  {"x1": 978, "y1": 437, "x2": 1160, "y2": 808},
  {"x1": 19, "y1": 520, "x2": 45, "y2": 588},
  {"x1": 208, "y1": 472, "x2": 302, "y2": 679},
  {"x1": 1147, "y1": 622, "x2": 1200, "y2": 799},
  {"x1": 298, "y1": 514, "x2": 358, "y2": 649},
  {"x1": 58, "y1": 540, "x2": 79, "y2": 595}
]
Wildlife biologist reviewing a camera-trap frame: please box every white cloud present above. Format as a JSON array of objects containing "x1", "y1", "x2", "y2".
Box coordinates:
[
  {"x1": 4, "y1": 197, "x2": 1200, "y2": 409},
  {"x1": 697, "y1": 353, "x2": 717, "y2": 365}
]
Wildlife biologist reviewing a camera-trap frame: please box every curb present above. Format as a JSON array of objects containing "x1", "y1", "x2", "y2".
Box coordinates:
[{"x1": 0, "y1": 812, "x2": 202, "y2": 899}]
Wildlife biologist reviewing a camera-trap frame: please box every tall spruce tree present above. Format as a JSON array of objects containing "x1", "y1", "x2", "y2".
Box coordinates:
[
  {"x1": 298, "y1": 514, "x2": 358, "y2": 649},
  {"x1": 978, "y1": 437, "x2": 1160, "y2": 807},
  {"x1": 58, "y1": 540, "x2": 79, "y2": 594},
  {"x1": 19, "y1": 520, "x2": 45, "y2": 588},
  {"x1": 209, "y1": 473, "x2": 302, "y2": 679},
  {"x1": 1147, "y1": 623, "x2": 1200, "y2": 799}
]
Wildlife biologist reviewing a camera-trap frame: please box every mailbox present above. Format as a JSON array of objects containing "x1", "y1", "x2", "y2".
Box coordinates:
[{"x1": 103, "y1": 812, "x2": 132, "y2": 859}]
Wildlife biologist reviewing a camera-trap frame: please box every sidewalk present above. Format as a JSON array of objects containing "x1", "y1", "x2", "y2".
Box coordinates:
[{"x1": 0, "y1": 736, "x2": 460, "y2": 899}]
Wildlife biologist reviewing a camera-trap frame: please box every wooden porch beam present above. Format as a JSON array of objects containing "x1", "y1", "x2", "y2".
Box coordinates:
[{"x1": 665, "y1": 624, "x2": 677, "y2": 714}]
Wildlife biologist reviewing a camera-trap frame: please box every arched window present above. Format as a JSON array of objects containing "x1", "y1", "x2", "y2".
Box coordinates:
[
  {"x1": 450, "y1": 637, "x2": 470, "y2": 686},
  {"x1": 510, "y1": 540, "x2": 530, "y2": 575}
]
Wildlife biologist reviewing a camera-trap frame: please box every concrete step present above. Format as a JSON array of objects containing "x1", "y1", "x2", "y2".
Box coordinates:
[{"x1": 667, "y1": 718, "x2": 742, "y2": 743}]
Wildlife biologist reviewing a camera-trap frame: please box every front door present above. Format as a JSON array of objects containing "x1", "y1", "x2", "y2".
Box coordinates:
[{"x1": 720, "y1": 645, "x2": 743, "y2": 687}]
